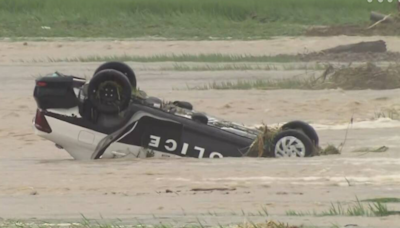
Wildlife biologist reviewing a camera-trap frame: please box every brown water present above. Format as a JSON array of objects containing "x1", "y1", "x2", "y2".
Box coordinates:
[{"x1": 1, "y1": 38, "x2": 400, "y2": 227}]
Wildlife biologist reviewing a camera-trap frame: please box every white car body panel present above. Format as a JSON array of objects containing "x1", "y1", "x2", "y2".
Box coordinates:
[{"x1": 33, "y1": 115, "x2": 176, "y2": 160}]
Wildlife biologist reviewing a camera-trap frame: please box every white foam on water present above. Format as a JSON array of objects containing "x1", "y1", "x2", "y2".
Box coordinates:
[
  {"x1": 205, "y1": 175, "x2": 400, "y2": 183},
  {"x1": 311, "y1": 118, "x2": 400, "y2": 130},
  {"x1": 158, "y1": 174, "x2": 400, "y2": 186},
  {"x1": 251, "y1": 118, "x2": 400, "y2": 130}
]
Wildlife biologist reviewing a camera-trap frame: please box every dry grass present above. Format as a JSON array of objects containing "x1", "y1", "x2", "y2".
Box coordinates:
[
  {"x1": 243, "y1": 125, "x2": 339, "y2": 157},
  {"x1": 244, "y1": 124, "x2": 281, "y2": 157}
]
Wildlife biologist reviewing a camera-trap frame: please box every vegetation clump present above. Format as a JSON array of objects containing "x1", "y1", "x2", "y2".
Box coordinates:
[{"x1": 317, "y1": 144, "x2": 340, "y2": 156}]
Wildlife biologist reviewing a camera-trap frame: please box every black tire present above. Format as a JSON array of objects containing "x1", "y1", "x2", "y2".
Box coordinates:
[
  {"x1": 271, "y1": 129, "x2": 314, "y2": 157},
  {"x1": 88, "y1": 69, "x2": 132, "y2": 114},
  {"x1": 192, "y1": 113, "x2": 208, "y2": 124},
  {"x1": 173, "y1": 101, "x2": 193, "y2": 110},
  {"x1": 94, "y1": 62, "x2": 136, "y2": 88},
  {"x1": 281, "y1": 121, "x2": 319, "y2": 146}
]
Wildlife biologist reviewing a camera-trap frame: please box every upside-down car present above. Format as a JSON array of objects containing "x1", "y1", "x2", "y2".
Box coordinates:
[{"x1": 32, "y1": 62, "x2": 320, "y2": 160}]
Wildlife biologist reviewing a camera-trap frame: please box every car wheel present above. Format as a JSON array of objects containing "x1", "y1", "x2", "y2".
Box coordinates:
[
  {"x1": 272, "y1": 129, "x2": 314, "y2": 158},
  {"x1": 173, "y1": 101, "x2": 193, "y2": 110},
  {"x1": 192, "y1": 113, "x2": 208, "y2": 124},
  {"x1": 94, "y1": 62, "x2": 136, "y2": 88},
  {"x1": 281, "y1": 121, "x2": 319, "y2": 146},
  {"x1": 88, "y1": 69, "x2": 132, "y2": 114}
]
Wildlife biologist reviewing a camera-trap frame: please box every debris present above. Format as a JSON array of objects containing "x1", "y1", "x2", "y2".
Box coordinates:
[
  {"x1": 321, "y1": 40, "x2": 386, "y2": 54},
  {"x1": 352, "y1": 146, "x2": 389, "y2": 153},
  {"x1": 344, "y1": 224, "x2": 359, "y2": 227},
  {"x1": 368, "y1": 13, "x2": 393, "y2": 30},
  {"x1": 370, "y1": 11, "x2": 394, "y2": 24},
  {"x1": 318, "y1": 144, "x2": 341, "y2": 155},
  {"x1": 244, "y1": 124, "x2": 281, "y2": 157}
]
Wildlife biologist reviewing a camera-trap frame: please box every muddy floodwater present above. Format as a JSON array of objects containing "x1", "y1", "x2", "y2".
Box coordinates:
[{"x1": 1, "y1": 37, "x2": 400, "y2": 227}]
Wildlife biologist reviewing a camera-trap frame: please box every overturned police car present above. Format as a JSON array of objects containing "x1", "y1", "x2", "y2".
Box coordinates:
[{"x1": 33, "y1": 62, "x2": 320, "y2": 160}]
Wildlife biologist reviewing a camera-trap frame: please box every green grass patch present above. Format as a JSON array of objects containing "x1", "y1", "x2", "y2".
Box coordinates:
[
  {"x1": 161, "y1": 63, "x2": 275, "y2": 71},
  {"x1": 187, "y1": 78, "x2": 317, "y2": 90},
  {"x1": 0, "y1": 0, "x2": 398, "y2": 39},
  {"x1": 286, "y1": 198, "x2": 399, "y2": 217},
  {"x1": 19, "y1": 53, "x2": 400, "y2": 64},
  {"x1": 285, "y1": 210, "x2": 312, "y2": 217},
  {"x1": 362, "y1": 198, "x2": 400, "y2": 203},
  {"x1": 159, "y1": 63, "x2": 324, "y2": 71},
  {"x1": 0, "y1": 218, "x2": 306, "y2": 228},
  {"x1": 187, "y1": 63, "x2": 400, "y2": 91},
  {"x1": 22, "y1": 54, "x2": 300, "y2": 63}
]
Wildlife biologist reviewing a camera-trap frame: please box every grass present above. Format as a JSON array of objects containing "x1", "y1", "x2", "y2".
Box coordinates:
[
  {"x1": 187, "y1": 63, "x2": 400, "y2": 91},
  {"x1": 0, "y1": 219, "x2": 347, "y2": 228},
  {"x1": 0, "y1": 219, "x2": 309, "y2": 228},
  {"x1": 285, "y1": 197, "x2": 398, "y2": 217},
  {"x1": 362, "y1": 198, "x2": 400, "y2": 203},
  {"x1": 285, "y1": 210, "x2": 310, "y2": 217},
  {"x1": 0, "y1": 0, "x2": 398, "y2": 39},
  {"x1": 17, "y1": 53, "x2": 400, "y2": 64},
  {"x1": 162, "y1": 64, "x2": 274, "y2": 71},
  {"x1": 159, "y1": 63, "x2": 325, "y2": 71},
  {"x1": 21, "y1": 54, "x2": 300, "y2": 63},
  {"x1": 186, "y1": 78, "x2": 317, "y2": 90}
]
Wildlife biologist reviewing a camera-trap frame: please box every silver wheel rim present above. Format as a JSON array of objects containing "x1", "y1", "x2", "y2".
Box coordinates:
[{"x1": 274, "y1": 136, "x2": 306, "y2": 157}]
